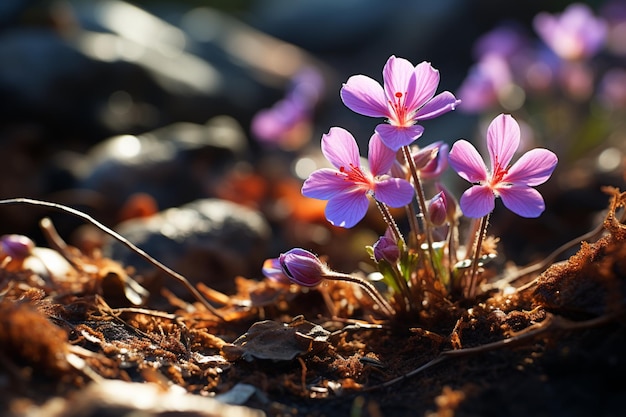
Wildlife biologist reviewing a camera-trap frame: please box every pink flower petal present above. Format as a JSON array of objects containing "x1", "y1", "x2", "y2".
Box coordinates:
[
  {"x1": 262, "y1": 258, "x2": 291, "y2": 285},
  {"x1": 383, "y1": 56, "x2": 418, "y2": 106},
  {"x1": 368, "y1": 132, "x2": 396, "y2": 176},
  {"x1": 409, "y1": 61, "x2": 440, "y2": 110},
  {"x1": 459, "y1": 185, "x2": 495, "y2": 218},
  {"x1": 340, "y1": 75, "x2": 388, "y2": 117},
  {"x1": 415, "y1": 91, "x2": 461, "y2": 120},
  {"x1": 375, "y1": 123, "x2": 424, "y2": 151},
  {"x1": 498, "y1": 186, "x2": 546, "y2": 218},
  {"x1": 321, "y1": 127, "x2": 361, "y2": 169},
  {"x1": 325, "y1": 190, "x2": 370, "y2": 228},
  {"x1": 302, "y1": 169, "x2": 351, "y2": 200},
  {"x1": 448, "y1": 139, "x2": 488, "y2": 183},
  {"x1": 374, "y1": 178, "x2": 415, "y2": 208},
  {"x1": 503, "y1": 148, "x2": 558, "y2": 186},
  {"x1": 487, "y1": 114, "x2": 520, "y2": 171}
]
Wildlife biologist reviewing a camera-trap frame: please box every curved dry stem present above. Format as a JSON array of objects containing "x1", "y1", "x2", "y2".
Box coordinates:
[
  {"x1": 484, "y1": 201, "x2": 626, "y2": 293},
  {"x1": 324, "y1": 271, "x2": 396, "y2": 318},
  {"x1": 0, "y1": 198, "x2": 225, "y2": 320},
  {"x1": 366, "y1": 310, "x2": 622, "y2": 391}
]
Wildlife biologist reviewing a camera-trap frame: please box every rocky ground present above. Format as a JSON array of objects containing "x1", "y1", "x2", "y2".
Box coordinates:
[{"x1": 1, "y1": 188, "x2": 625, "y2": 417}]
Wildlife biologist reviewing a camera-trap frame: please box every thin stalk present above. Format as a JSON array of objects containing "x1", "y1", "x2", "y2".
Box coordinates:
[
  {"x1": 404, "y1": 203, "x2": 421, "y2": 248},
  {"x1": 0, "y1": 198, "x2": 225, "y2": 319},
  {"x1": 324, "y1": 272, "x2": 396, "y2": 318},
  {"x1": 440, "y1": 223, "x2": 454, "y2": 291},
  {"x1": 467, "y1": 213, "x2": 490, "y2": 299},
  {"x1": 375, "y1": 200, "x2": 414, "y2": 310},
  {"x1": 391, "y1": 262, "x2": 414, "y2": 313},
  {"x1": 402, "y1": 145, "x2": 438, "y2": 280},
  {"x1": 464, "y1": 217, "x2": 481, "y2": 260},
  {"x1": 375, "y1": 200, "x2": 406, "y2": 248}
]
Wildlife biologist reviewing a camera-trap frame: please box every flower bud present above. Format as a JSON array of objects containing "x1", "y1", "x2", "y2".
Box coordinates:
[
  {"x1": 427, "y1": 192, "x2": 448, "y2": 226},
  {"x1": 436, "y1": 182, "x2": 460, "y2": 222},
  {"x1": 0, "y1": 234, "x2": 35, "y2": 260},
  {"x1": 279, "y1": 248, "x2": 326, "y2": 287},
  {"x1": 372, "y1": 236, "x2": 400, "y2": 264},
  {"x1": 410, "y1": 144, "x2": 439, "y2": 171},
  {"x1": 419, "y1": 142, "x2": 449, "y2": 180},
  {"x1": 390, "y1": 158, "x2": 408, "y2": 180}
]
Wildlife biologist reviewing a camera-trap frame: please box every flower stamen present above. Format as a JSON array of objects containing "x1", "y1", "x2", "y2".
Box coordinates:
[
  {"x1": 490, "y1": 157, "x2": 510, "y2": 186},
  {"x1": 389, "y1": 91, "x2": 409, "y2": 126},
  {"x1": 340, "y1": 164, "x2": 373, "y2": 185}
]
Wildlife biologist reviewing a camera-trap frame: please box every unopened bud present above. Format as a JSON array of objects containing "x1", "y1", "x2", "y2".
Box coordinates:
[
  {"x1": 372, "y1": 236, "x2": 400, "y2": 263},
  {"x1": 436, "y1": 182, "x2": 460, "y2": 222},
  {"x1": 427, "y1": 192, "x2": 448, "y2": 226},
  {"x1": 279, "y1": 248, "x2": 326, "y2": 287},
  {"x1": 0, "y1": 234, "x2": 35, "y2": 260},
  {"x1": 419, "y1": 142, "x2": 449, "y2": 180}
]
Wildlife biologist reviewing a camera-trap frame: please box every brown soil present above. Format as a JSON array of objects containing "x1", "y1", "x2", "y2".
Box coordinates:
[{"x1": 1, "y1": 188, "x2": 625, "y2": 417}]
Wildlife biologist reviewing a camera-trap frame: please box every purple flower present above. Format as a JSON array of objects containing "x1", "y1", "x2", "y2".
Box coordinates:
[
  {"x1": 340, "y1": 55, "x2": 460, "y2": 151},
  {"x1": 448, "y1": 114, "x2": 558, "y2": 218},
  {"x1": 457, "y1": 55, "x2": 514, "y2": 113},
  {"x1": 391, "y1": 141, "x2": 449, "y2": 181},
  {"x1": 0, "y1": 234, "x2": 34, "y2": 260},
  {"x1": 302, "y1": 127, "x2": 414, "y2": 228},
  {"x1": 473, "y1": 24, "x2": 530, "y2": 60},
  {"x1": 251, "y1": 97, "x2": 308, "y2": 145},
  {"x1": 427, "y1": 191, "x2": 448, "y2": 226},
  {"x1": 372, "y1": 228, "x2": 400, "y2": 264},
  {"x1": 251, "y1": 67, "x2": 324, "y2": 147},
  {"x1": 599, "y1": 68, "x2": 626, "y2": 109},
  {"x1": 262, "y1": 257, "x2": 291, "y2": 285},
  {"x1": 533, "y1": 3, "x2": 607, "y2": 61},
  {"x1": 278, "y1": 248, "x2": 326, "y2": 287},
  {"x1": 417, "y1": 141, "x2": 449, "y2": 180},
  {"x1": 436, "y1": 182, "x2": 460, "y2": 223}
]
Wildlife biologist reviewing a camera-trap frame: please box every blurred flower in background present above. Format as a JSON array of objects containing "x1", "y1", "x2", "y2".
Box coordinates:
[
  {"x1": 251, "y1": 67, "x2": 324, "y2": 150},
  {"x1": 457, "y1": 1, "x2": 626, "y2": 181},
  {"x1": 453, "y1": 0, "x2": 626, "y2": 267}
]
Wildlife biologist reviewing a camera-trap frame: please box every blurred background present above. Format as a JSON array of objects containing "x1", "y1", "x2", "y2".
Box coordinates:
[{"x1": 0, "y1": 0, "x2": 623, "y2": 295}]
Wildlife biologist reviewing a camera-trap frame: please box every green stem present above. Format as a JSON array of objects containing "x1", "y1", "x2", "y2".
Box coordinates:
[{"x1": 392, "y1": 263, "x2": 415, "y2": 312}]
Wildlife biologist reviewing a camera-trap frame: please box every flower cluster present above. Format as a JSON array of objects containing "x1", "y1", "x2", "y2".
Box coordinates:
[
  {"x1": 456, "y1": 1, "x2": 626, "y2": 174},
  {"x1": 263, "y1": 54, "x2": 558, "y2": 319}
]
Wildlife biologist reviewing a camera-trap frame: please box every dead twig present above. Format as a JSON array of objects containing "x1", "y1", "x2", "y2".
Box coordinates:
[
  {"x1": 365, "y1": 310, "x2": 623, "y2": 391},
  {"x1": 0, "y1": 198, "x2": 225, "y2": 319}
]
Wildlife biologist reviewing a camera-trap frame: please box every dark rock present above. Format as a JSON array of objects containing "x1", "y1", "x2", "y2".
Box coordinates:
[
  {"x1": 103, "y1": 198, "x2": 271, "y2": 297},
  {"x1": 74, "y1": 115, "x2": 248, "y2": 220}
]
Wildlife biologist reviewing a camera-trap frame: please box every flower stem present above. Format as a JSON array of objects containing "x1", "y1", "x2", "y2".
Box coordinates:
[
  {"x1": 464, "y1": 217, "x2": 481, "y2": 259},
  {"x1": 402, "y1": 145, "x2": 438, "y2": 280},
  {"x1": 392, "y1": 263, "x2": 415, "y2": 312},
  {"x1": 404, "y1": 203, "x2": 421, "y2": 248},
  {"x1": 466, "y1": 213, "x2": 490, "y2": 299},
  {"x1": 375, "y1": 200, "x2": 405, "y2": 248},
  {"x1": 323, "y1": 271, "x2": 396, "y2": 317},
  {"x1": 374, "y1": 200, "x2": 415, "y2": 310}
]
